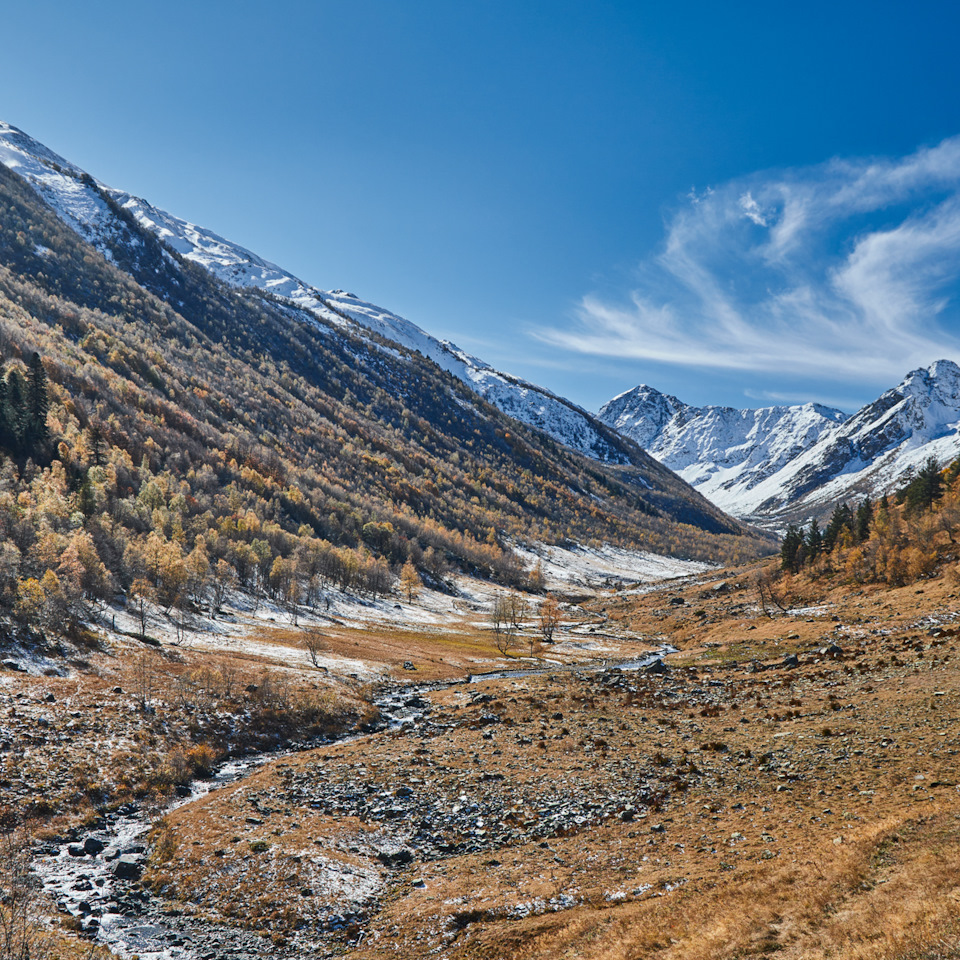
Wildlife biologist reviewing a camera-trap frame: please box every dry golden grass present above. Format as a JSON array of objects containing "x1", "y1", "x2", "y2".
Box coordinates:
[
  {"x1": 143, "y1": 560, "x2": 960, "y2": 959},
  {"x1": 12, "y1": 559, "x2": 960, "y2": 958}
]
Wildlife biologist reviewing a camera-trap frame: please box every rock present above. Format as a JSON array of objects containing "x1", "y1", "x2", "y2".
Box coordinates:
[
  {"x1": 783, "y1": 654, "x2": 800, "y2": 668},
  {"x1": 67, "y1": 844, "x2": 86, "y2": 857},
  {"x1": 645, "y1": 659, "x2": 668, "y2": 675},
  {"x1": 83, "y1": 837, "x2": 105, "y2": 856},
  {"x1": 1, "y1": 660, "x2": 25, "y2": 672},
  {"x1": 403, "y1": 661, "x2": 417, "y2": 671},
  {"x1": 669, "y1": 597, "x2": 686, "y2": 606},
  {"x1": 43, "y1": 692, "x2": 56, "y2": 703},
  {"x1": 377, "y1": 848, "x2": 414, "y2": 868},
  {"x1": 819, "y1": 643, "x2": 843, "y2": 656},
  {"x1": 111, "y1": 856, "x2": 142, "y2": 881}
]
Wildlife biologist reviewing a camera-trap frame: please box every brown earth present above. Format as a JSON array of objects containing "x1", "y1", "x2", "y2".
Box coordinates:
[
  {"x1": 131, "y1": 565, "x2": 960, "y2": 959},
  {"x1": 6, "y1": 564, "x2": 960, "y2": 958}
]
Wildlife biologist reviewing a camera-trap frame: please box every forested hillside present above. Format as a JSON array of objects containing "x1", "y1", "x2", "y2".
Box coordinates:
[
  {"x1": 777, "y1": 457, "x2": 960, "y2": 588},
  {"x1": 0, "y1": 160, "x2": 772, "y2": 631}
]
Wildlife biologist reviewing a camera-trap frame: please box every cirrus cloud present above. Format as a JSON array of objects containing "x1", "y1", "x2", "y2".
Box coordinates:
[{"x1": 539, "y1": 138, "x2": 960, "y2": 383}]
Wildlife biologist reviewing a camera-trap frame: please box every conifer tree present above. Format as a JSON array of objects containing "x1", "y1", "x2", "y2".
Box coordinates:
[
  {"x1": 26, "y1": 352, "x2": 49, "y2": 447},
  {"x1": 855, "y1": 498, "x2": 873, "y2": 542},
  {"x1": 806, "y1": 518, "x2": 823, "y2": 560},
  {"x1": 780, "y1": 523, "x2": 804, "y2": 572}
]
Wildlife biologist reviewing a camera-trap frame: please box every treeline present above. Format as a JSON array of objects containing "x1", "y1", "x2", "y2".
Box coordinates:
[{"x1": 780, "y1": 458, "x2": 960, "y2": 585}]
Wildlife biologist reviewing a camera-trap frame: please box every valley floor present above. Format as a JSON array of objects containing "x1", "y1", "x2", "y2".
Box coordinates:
[{"x1": 5, "y1": 564, "x2": 960, "y2": 959}]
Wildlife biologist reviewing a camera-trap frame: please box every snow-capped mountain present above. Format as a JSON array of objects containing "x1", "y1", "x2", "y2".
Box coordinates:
[
  {"x1": 600, "y1": 362, "x2": 960, "y2": 524},
  {"x1": 599, "y1": 386, "x2": 847, "y2": 518},
  {"x1": 0, "y1": 121, "x2": 629, "y2": 465},
  {"x1": 751, "y1": 360, "x2": 960, "y2": 519}
]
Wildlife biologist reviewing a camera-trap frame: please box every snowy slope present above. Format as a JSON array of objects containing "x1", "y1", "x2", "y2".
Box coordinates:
[
  {"x1": 600, "y1": 362, "x2": 960, "y2": 524},
  {"x1": 599, "y1": 385, "x2": 846, "y2": 517},
  {"x1": 0, "y1": 121, "x2": 630, "y2": 465},
  {"x1": 747, "y1": 360, "x2": 960, "y2": 519}
]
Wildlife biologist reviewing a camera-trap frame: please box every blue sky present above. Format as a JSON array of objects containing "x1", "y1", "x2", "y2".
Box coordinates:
[{"x1": 5, "y1": 0, "x2": 960, "y2": 413}]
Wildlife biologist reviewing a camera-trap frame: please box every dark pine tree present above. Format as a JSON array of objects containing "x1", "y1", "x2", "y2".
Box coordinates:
[
  {"x1": 806, "y1": 518, "x2": 823, "y2": 561},
  {"x1": 824, "y1": 503, "x2": 853, "y2": 552},
  {"x1": 780, "y1": 523, "x2": 804, "y2": 572},
  {"x1": 855, "y1": 498, "x2": 873, "y2": 543},
  {"x1": 25, "y1": 352, "x2": 49, "y2": 447},
  {"x1": 903, "y1": 457, "x2": 942, "y2": 515}
]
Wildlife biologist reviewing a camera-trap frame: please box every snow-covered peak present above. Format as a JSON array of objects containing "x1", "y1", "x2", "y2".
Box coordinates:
[
  {"x1": 602, "y1": 359, "x2": 960, "y2": 525},
  {"x1": 598, "y1": 384, "x2": 848, "y2": 519},
  {"x1": 599, "y1": 385, "x2": 689, "y2": 447},
  {"x1": 0, "y1": 120, "x2": 635, "y2": 466}
]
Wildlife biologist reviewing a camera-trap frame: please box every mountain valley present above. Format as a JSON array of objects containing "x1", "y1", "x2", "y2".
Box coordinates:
[{"x1": 3, "y1": 118, "x2": 960, "y2": 960}]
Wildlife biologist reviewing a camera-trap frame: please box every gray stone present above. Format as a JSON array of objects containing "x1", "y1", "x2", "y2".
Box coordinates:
[
  {"x1": 83, "y1": 837, "x2": 105, "y2": 856},
  {"x1": 111, "y1": 856, "x2": 142, "y2": 881}
]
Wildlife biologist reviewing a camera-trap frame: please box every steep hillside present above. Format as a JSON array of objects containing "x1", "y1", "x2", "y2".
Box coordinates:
[
  {"x1": 753, "y1": 360, "x2": 960, "y2": 521},
  {"x1": 599, "y1": 385, "x2": 846, "y2": 518},
  {"x1": 0, "y1": 121, "x2": 634, "y2": 466},
  {"x1": 0, "y1": 155, "x2": 772, "y2": 632}
]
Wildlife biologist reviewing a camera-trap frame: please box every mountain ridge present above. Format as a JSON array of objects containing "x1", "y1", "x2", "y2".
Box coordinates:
[
  {"x1": 0, "y1": 121, "x2": 633, "y2": 467},
  {"x1": 0, "y1": 122, "x2": 773, "y2": 604},
  {"x1": 599, "y1": 362, "x2": 960, "y2": 525}
]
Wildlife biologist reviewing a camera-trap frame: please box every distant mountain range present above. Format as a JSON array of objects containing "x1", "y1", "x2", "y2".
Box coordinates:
[{"x1": 600, "y1": 360, "x2": 960, "y2": 525}]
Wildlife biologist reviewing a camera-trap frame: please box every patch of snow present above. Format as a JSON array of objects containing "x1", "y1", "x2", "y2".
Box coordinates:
[{"x1": 511, "y1": 541, "x2": 715, "y2": 590}]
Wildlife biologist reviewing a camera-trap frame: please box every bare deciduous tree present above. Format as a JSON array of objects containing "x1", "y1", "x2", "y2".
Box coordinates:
[
  {"x1": 491, "y1": 592, "x2": 518, "y2": 657},
  {"x1": 302, "y1": 626, "x2": 325, "y2": 669},
  {"x1": 0, "y1": 819, "x2": 53, "y2": 960},
  {"x1": 538, "y1": 594, "x2": 561, "y2": 644}
]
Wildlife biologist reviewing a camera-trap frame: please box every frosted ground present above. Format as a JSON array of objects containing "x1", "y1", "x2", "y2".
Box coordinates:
[{"x1": 84, "y1": 542, "x2": 710, "y2": 682}]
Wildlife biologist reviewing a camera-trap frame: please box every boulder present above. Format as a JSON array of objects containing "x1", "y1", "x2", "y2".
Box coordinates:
[
  {"x1": 83, "y1": 837, "x2": 105, "y2": 856},
  {"x1": 111, "y1": 856, "x2": 142, "y2": 881}
]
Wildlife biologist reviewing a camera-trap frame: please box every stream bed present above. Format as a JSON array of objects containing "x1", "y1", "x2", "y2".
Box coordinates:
[{"x1": 32, "y1": 648, "x2": 670, "y2": 958}]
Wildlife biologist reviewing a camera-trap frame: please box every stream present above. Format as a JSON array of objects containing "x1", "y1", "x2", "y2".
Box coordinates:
[{"x1": 32, "y1": 646, "x2": 671, "y2": 959}]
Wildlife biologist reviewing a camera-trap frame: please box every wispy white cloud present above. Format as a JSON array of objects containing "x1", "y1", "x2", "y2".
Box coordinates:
[{"x1": 538, "y1": 138, "x2": 960, "y2": 382}]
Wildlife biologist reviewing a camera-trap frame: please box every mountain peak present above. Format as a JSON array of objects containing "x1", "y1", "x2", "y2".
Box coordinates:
[
  {"x1": 899, "y1": 358, "x2": 960, "y2": 400},
  {"x1": 598, "y1": 385, "x2": 689, "y2": 448}
]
